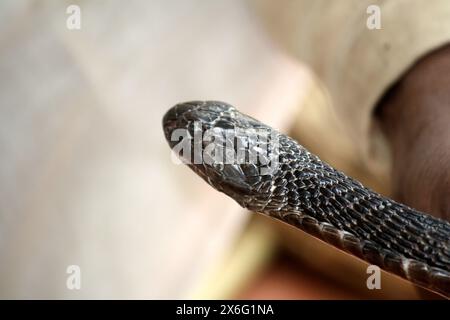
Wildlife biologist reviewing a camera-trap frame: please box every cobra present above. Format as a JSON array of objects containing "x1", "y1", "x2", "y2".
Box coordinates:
[{"x1": 162, "y1": 100, "x2": 450, "y2": 298}]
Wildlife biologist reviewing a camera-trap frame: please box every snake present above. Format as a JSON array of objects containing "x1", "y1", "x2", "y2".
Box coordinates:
[{"x1": 162, "y1": 100, "x2": 450, "y2": 298}]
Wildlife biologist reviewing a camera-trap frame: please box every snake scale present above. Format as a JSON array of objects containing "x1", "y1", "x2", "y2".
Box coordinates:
[{"x1": 162, "y1": 101, "x2": 450, "y2": 297}]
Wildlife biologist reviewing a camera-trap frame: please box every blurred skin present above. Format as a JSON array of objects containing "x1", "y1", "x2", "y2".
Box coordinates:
[
  {"x1": 377, "y1": 44, "x2": 450, "y2": 221},
  {"x1": 240, "y1": 44, "x2": 450, "y2": 299}
]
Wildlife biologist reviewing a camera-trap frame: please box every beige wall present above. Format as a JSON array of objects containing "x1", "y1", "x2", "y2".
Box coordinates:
[{"x1": 0, "y1": 0, "x2": 308, "y2": 298}]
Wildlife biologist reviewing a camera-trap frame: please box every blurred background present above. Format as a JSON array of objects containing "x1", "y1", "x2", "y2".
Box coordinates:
[{"x1": 0, "y1": 0, "x2": 447, "y2": 299}]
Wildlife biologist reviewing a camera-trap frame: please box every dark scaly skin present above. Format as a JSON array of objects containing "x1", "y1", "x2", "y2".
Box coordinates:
[{"x1": 162, "y1": 101, "x2": 450, "y2": 297}]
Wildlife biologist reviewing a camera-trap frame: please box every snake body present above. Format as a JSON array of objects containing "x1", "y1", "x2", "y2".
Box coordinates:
[{"x1": 162, "y1": 101, "x2": 450, "y2": 297}]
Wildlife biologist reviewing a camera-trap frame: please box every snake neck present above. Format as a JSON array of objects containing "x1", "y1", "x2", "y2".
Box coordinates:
[{"x1": 244, "y1": 135, "x2": 450, "y2": 296}]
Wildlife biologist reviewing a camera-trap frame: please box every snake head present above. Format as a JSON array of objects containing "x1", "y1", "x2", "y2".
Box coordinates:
[{"x1": 162, "y1": 101, "x2": 280, "y2": 209}]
